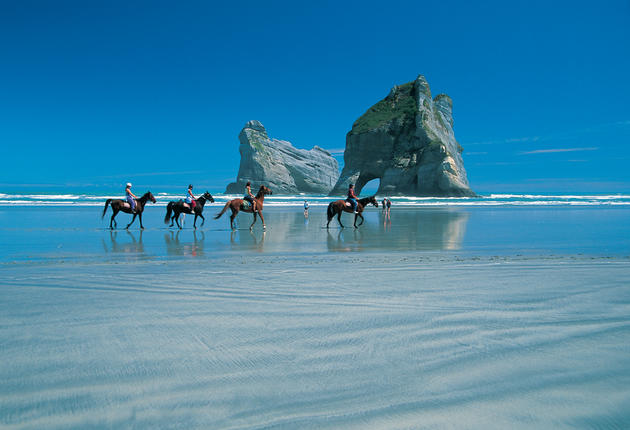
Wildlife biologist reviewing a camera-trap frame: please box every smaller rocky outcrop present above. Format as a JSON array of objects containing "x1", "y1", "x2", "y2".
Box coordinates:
[{"x1": 225, "y1": 121, "x2": 339, "y2": 195}]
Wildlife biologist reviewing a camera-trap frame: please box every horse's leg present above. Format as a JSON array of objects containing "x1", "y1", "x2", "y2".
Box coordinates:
[
  {"x1": 169, "y1": 210, "x2": 175, "y2": 227},
  {"x1": 199, "y1": 214, "x2": 205, "y2": 227},
  {"x1": 175, "y1": 212, "x2": 182, "y2": 229},
  {"x1": 110, "y1": 209, "x2": 118, "y2": 230},
  {"x1": 126, "y1": 213, "x2": 137, "y2": 229},
  {"x1": 258, "y1": 211, "x2": 266, "y2": 230},
  {"x1": 193, "y1": 214, "x2": 198, "y2": 229},
  {"x1": 230, "y1": 208, "x2": 237, "y2": 231},
  {"x1": 249, "y1": 212, "x2": 257, "y2": 230},
  {"x1": 139, "y1": 213, "x2": 144, "y2": 230},
  {"x1": 355, "y1": 213, "x2": 364, "y2": 228},
  {"x1": 337, "y1": 211, "x2": 344, "y2": 228}
]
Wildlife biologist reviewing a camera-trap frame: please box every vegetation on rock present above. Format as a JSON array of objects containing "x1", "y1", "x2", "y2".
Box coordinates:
[{"x1": 350, "y1": 82, "x2": 417, "y2": 134}]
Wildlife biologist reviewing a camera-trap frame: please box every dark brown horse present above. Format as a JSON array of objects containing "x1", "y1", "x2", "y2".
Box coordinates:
[
  {"x1": 163, "y1": 191, "x2": 215, "y2": 229},
  {"x1": 102, "y1": 191, "x2": 157, "y2": 230},
  {"x1": 326, "y1": 195, "x2": 378, "y2": 228},
  {"x1": 214, "y1": 185, "x2": 273, "y2": 230}
]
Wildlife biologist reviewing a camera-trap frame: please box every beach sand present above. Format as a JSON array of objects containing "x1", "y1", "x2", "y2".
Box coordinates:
[{"x1": 1, "y1": 206, "x2": 630, "y2": 428}]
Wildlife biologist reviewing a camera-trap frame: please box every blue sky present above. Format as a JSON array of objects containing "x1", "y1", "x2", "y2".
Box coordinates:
[{"x1": 1, "y1": 0, "x2": 629, "y2": 194}]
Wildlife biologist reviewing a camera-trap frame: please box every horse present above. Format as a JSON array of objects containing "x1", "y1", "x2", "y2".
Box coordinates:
[
  {"x1": 214, "y1": 185, "x2": 273, "y2": 231},
  {"x1": 163, "y1": 191, "x2": 215, "y2": 229},
  {"x1": 326, "y1": 195, "x2": 378, "y2": 228},
  {"x1": 102, "y1": 191, "x2": 157, "y2": 230}
]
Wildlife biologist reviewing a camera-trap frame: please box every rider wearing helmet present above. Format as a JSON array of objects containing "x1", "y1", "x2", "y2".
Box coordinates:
[
  {"x1": 347, "y1": 183, "x2": 358, "y2": 214},
  {"x1": 125, "y1": 183, "x2": 137, "y2": 213},
  {"x1": 185, "y1": 184, "x2": 196, "y2": 212}
]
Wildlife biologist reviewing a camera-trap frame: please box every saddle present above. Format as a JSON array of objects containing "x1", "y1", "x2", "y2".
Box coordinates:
[
  {"x1": 241, "y1": 201, "x2": 252, "y2": 210},
  {"x1": 344, "y1": 201, "x2": 352, "y2": 207},
  {"x1": 122, "y1": 202, "x2": 132, "y2": 209}
]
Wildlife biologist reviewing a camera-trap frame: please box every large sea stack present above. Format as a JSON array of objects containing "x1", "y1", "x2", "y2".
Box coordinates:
[
  {"x1": 225, "y1": 121, "x2": 339, "y2": 195},
  {"x1": 330, "y1": 75, "x2": 475, "y2": 197}
]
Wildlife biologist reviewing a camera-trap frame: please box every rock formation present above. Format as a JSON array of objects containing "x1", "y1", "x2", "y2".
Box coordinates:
[
  {"x1": 330, "y1": 75, "x2": 475, "y2": 197},
  {"x1": 225, "y1": 121, "x2": 339, "y2": 195}
]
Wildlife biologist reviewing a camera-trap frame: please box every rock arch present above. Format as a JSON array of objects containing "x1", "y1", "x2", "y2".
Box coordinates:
[{"x1": 329, "y1": 75, "x2": 475, "y2": 197}]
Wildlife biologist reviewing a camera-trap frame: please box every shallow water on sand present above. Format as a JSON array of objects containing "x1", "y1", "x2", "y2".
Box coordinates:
[
  {"x1": 1, "y1": 206, "x2": 629, "y2": 429},
  {"x1": 0, "y1": 205, "x2": 629, "y2": 262}
]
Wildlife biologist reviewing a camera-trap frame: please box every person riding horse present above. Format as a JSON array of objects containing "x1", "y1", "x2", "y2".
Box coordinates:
[
  {"x1": 164, "y1": 191, "x2": 215, "y2": 229},
  {"x1": 184, "y1": 184, "x2": 196, "y2": 212},
  {"x1": 347, "y1": 184, "x2": 359, "y2": 214},
  {"x1": 125, "y1": 183, "x2": 137, "y2": 213},
  {"x1": 243, "y1": 181, "x2": 257, "y2": 213},
  {"x1": 215, "y1": 185, "x2": 272, "y2": 230}
]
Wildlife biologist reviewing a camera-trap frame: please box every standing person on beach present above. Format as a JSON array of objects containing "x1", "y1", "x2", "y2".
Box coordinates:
[
  {"x1": 125, "y1": 183, "x2": 137, "y2": 213},
  {"x1": 382, "y1": 198, "x2": 387, "y2": 212},
  {"x1": 347, "y1": 184, "x2": 359, "y2": 214},
  {"x1": 185, "y1": 184, "x2": 196, "y2": 212},
  {"x1": 244, "y1": 181, "x2": 257, "y2": 213},
  {"x1": 304, "y1": 200, "x2": 309, "y2": 216},
  {"x1": 386, "y1": 198, "x2": 392, "y2": 218}
]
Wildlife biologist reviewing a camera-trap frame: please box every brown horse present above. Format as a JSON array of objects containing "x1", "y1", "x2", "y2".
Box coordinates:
[
  {"x1": 102, "y1": 191, "x2": 157, "y2": 230},
  {"x1": 214, "y1": 185, "x2": 273, "y2": 230},
  {"x1": 326, "y1": 195, "x2": 378, "y2": 228}
]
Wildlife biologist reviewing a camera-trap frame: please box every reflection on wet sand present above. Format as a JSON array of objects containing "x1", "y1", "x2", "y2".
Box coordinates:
[
  {"x1": 376, "y1": 209, "x2": 469, "y2": 251},
  {"x1": 102, "y1": 230, "x2": 144, "y2": 254},
  {"x1": 326, "y1": 228, "x2": 363, "y2": 252},
  {"x1": 98, "y1": 208, "x2": 469, "y2": 256},
  {"x1": 326, "y1": 209, "x2": 469, "y2": 252},
  {"x1": 164, "y1": 230, "x2": 205, "y2": 257},
  {"x1": 230, "y1": 229, "x2": 266, "y2": 252}
]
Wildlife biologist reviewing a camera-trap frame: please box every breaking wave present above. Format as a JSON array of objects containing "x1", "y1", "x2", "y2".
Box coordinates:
[{"x1": 1, "y1": 193, "x2": 629, "y2": 207}]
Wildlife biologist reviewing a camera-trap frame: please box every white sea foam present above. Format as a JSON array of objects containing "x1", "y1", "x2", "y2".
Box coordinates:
[{"x1": 1, "y1": 193, "x2": 629, "y2": 207}]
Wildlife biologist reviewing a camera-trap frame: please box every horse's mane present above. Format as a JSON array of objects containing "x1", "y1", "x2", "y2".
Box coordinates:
[
  {"x1": 255, "y1": 186, "x2": 266, "y2": 199},
  {"x1": 358, "y1": 195, "x2": 375, "y2": 205},
  {"x1": 138, "y1": 191, "x2": 153, "y2": 201}
]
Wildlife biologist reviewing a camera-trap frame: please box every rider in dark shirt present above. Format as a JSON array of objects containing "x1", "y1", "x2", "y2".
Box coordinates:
[{"x1": 346, "y1": 184, "x2": 358, "y2": 213}]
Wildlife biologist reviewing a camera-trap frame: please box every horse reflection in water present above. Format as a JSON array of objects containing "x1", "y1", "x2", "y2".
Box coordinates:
[
  {"x1": 231, "y1": 229, "x2": 266, "y2": 252},
  {"x1": 102, "y1": 230, "x2": 145, "y2": 254},
  {"x1": 326, "y1": 228, "x2": 363, "y2": 252},
  {"x1": 164, "y1": 230, "x2": 205, "y2": 257}
]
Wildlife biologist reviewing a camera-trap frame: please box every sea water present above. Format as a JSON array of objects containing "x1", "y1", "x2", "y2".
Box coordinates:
[{"x1": 0, "y1": 199, "x2": 628, "y2": 262}]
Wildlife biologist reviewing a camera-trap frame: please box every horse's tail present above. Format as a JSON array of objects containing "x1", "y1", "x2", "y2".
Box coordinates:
[
  {"x1": 102, "y1": 199, "x2": 112, "y2": 219},
  {"x1": 214, "y1": 202, "x2": 230, "y2": 219},
  {"x1": 164, "y1": 202, "x2": 174, "y2": 224},
  {"x1": 327, "y1": 202, "x2": 335, "y2": 221}
]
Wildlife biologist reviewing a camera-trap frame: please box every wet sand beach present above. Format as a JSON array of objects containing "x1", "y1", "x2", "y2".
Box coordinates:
[{"x1": 1, "y1": 206, "x2": 630, "y2": 429}]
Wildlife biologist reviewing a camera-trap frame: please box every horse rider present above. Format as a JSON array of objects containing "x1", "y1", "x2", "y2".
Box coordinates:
[
  {"x1": 125, "y1": 182, "x2": 137, "y2": 213},
  {"x1": 185, "y1": 184, "x2": 196, "y2": 212},
  {"x1": 347, "y1": 183, "x2": 359, "y2": 214},
  {"x1": 244, "y1": 181, "x2": 257, "y2": 213}
]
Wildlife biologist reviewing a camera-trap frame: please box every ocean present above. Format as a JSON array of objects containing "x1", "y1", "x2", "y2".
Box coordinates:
[{"x1": 1, "y1": 192, "x2": 630, "y2": 207}]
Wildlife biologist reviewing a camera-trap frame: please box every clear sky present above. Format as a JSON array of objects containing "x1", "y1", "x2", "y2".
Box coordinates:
[{"x1": 1, "y1": 0, "x2": 629, "y2": 194}]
